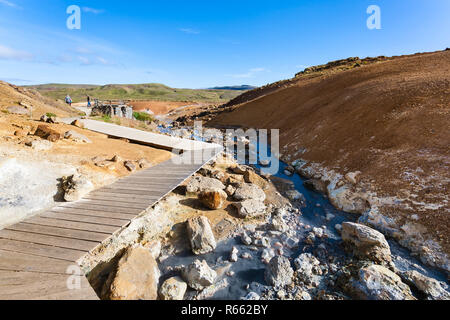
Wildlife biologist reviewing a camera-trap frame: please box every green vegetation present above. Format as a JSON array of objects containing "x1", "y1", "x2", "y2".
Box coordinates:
[
  {"x1": 25, "y1": 83, "x2": 247, "y2": 104},
  {"x1": 133, "y1": 111, "x2": 153, "y2": 122},
  {"x1": 46, "y1": 112, "x2": 57, "y2": 118},
  {"x1": 1, "y1": 110, "x2": 9, "y2": 114}
]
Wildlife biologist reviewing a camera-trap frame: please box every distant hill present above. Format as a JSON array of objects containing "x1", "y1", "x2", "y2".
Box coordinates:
[
  {"x1": 208, "y1": 85, "x2": 257, "y2": 91},
  {"x1": 25, "y1": 83, "x2": 247, "y2": 104}
]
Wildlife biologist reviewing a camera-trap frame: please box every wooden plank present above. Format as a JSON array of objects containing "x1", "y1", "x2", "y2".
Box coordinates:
[
  {"x1": 24, "y1": 216, "x2": 118, "y2": 234},
  {"x1": 0, "y1": 239, "x2": 85, "y2": 262},
  {"x1": 103, "y1": 184, "x2": 176, "y2": 192},
  {"x1": 94, "y1": 188, "x2": 170, "y2": 196},
  {"x1": 84, "y1": 193, "x2": 159, "y2": 203},
  {"x1": 61, "y1": 202, "x2": 144, "y2": 215},
  {"x1": 7, "y1": 223, "x2": 110, "y2": 243},
  {"x1": 0, "y1": 229, "x2": 98, "y2": 252},
  {"x1": 39, "y1": 211, "x2": 129, "y2": 227},
  {"x1": 0, "y1": 250, "x2": 73, "y2": 274},
  {"x1": 51, "y1": 207, "x2": 137, "y2": 220},
  {"x1": 0, "y1": 271, "x2": 98, "y2": 300},
  {"x1": 77, "y1": 199, "x2": 149, "y2": 210}
]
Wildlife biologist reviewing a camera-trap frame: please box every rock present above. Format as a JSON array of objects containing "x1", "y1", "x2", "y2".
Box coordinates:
[
  {"x1": 341, "y1": 222, "x2": 392, "y2": 265},
  {"x1": 241, "y1": 232, "x2": 252, "y2": 245},
  {"x1": 345, "y1": 171, "x2": 361, "y2": 184},
  {"x1": 145, "y1": 240, "x2": 161, "y2": 260},
  {"x1": 63, "y1": 130, "x2": 92, "y2": 143},
  {"x1": 231, "y1": 165, "x2": 248, "y2": 174},
  {"x1": 271, "y1": 215, "x2": 288, "y2": 232},
  {"x1": 211, "y1": 170, "x2": 226, "y2": 182},
  {"x1": 401, "y1": 270, "x2": 450, "y2": 300},
  {"x1": 159, "y1": 276, "x2": 187, "y2": 300},
  {"x1": 351, "y1": 265, "x2": 415, "y2": 300},
  {"x1": 243, "y1": 292, "x2": 260, "y2": 300},
  {"x1": 198, "y1": 189, "x2": 227, "y2": 210},
  {"x1": 244, "y1": 170, "x2": 269, "y2": 190},
  {"x1": 225, "y1": 184, "x2": 236, "y2": 196},
  {"x1": 241, "y1": 252, "x2": 252, "y2": 260},
  {"x1": 61, "y1": 174, "x2": 94, "y2": 202},
  {"x1": 262, "y1": 248, "x2": 275, "y2": 262},
  {"x1": 111, "y1": 155, "x2": 122, "y2": 163},
  {"x1": 182, "y1": 260, "x2": 217, "y2": 290},
  {"x1": 106, "y1": 247, "x2": 160, "y2": 300},
  {"x1": 25, "y1": 139, "x2": 52, "y2": 151},
  {"x1": 7, "y1": 106, "x2": 29, "y2": 115},
  {"x1": 313, "y1": 227, "x2": 324, "y2": 238},
  {"x1": 138, "y1": 158, "x2": 150, "y2": 169},
  {"x1": 335, "y1": 224, "x2": 342, "y2": 233},
  {"x1": 230, "y1": 247, "x2": 239, "y2": 262},
  {"x1": 233, "y1": 199, "x2": 266, "y2": 218},
  {"x1": 34, "y1": 125, "x2": 61, "y2": 142},
  {"x1": 186, "y1": 216, "x2": 217, "y2": 255},
  {"x1": 186, "y1": 176, "x2": 225, "y2": 195},
  {"x1": 328, "y1": 184, "x2": 370, "y2": 214},
  {"x1": 234, "y1": 183, "x2": 266, "y2": 202},
  {"x1": 14, "y1": 129, "x2": 28, "y2": 137},
  {"x1": 304, "y1": 179, "x2": 328, "y2": 193},
  {"x1": 124, "y1": 161, "x2": 136, "y2": 172},
  {"x1": 295, "y1": 290, "x2": 312, "y2": 300},
  {"x1": 71, "y1": 119, "x2": 84, "y2": 128},
  {"x1": 285, "y1": 190, "x2": 306, "y2": 203},
  {"x1": 265, "y1": 256, "x2": 294, "y2": 287},
  {"x1": 294, "y1": 253, "x2": 321, "y2": 282}
]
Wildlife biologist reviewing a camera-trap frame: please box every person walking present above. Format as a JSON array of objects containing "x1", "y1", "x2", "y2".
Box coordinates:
[
  {"x1": 87, "y1": 95, "x2": 91, "y2": 107},
  {"x1": 65, "y1": 94, "x2": 72, "y2": 107}
]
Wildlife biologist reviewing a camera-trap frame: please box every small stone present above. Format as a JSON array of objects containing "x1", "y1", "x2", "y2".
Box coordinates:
[
  {"x1": 159, "y1": 277, "x2": 187, "y2": 300},
  {"x1": 64, "y1": 130, "x2": 92, "y2": 143},
  {"x1": 198, "y1": 189, "x2": 227, "y2": 210},
  {"x1": 230, "y1": 247, "x2": 239, "y2": 262},
  {"x1": 61, "y1": 174, "x2": 94, "y2": 202},
  {"x1": 241, "y1": 252, "x2": 252, "y2": 260},
  {"x1": 111, "y1": 155, "x2": 122, "y2": 163},
  {"x1": 34, "y1": 125, "x2": 61, "y2": 142},
  {"x1": 124, "y1": 161, "x2": 136, "y2": 172},
  {"x1": 243, "y1": 292, "x2": 260, "y2": 300},
  {"x1": 182, "y1": 260, "x2": 217, "y2": 290},
  {"x1": 233, "y1": 199, "x2": 266, "y2": 218},
  {"x1": 225, "y1": 184, "x2": 236, "y2": 196},
  {"x1": 241, "y1": 232, "x2": 252, "y2": 245},
  {"x1": 71, "y1": 119, "x2": 84, "y2": 128},
  {"x1": 186, "y1": 216, "x2": 217, "y2": 255},
  {"x1": 138, "y1": 158, "x2": 150, "y2": 169},
  {"x1": 264, "y1": 256, "x2": 294, "y2": 287}
]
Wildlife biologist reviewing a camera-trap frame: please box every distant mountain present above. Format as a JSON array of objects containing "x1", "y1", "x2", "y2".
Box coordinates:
[
  {"x1": 208, "y1": 85, "x2": 256, "y2": 91},
  {"x1": 24, "y1": 83, "x2": 244, "y2": 104}
]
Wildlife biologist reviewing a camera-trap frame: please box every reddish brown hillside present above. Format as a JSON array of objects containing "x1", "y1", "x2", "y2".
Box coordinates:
[{"x1": 210, "y1": 50, "x2": 450, "y2": 257}]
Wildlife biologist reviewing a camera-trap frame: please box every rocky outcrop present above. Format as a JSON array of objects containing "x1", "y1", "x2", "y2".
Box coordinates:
[
  {"x1": 233, "y1": 183, "x2": 266, "y2": 202},
  {"x1": 186, "y1": 216, "x2": 217, "y2": 255},
  {"x1": 61, "y1": 174, "x2": 94, "y2": 202},
  {"x1": 341, "y1": 222, "x2": 392, "y2": 265},
  {"x1": 264, "y1": 256, "x2": 294, "y2": 287},
  {"x1": 105, "y1": 247, "x2": 160, "y2": 300},
  {"x1": 182, "y1": 259, "x2": 217, "y2": 290},
  {"x1": 159, "y1": 276, "x2": 187, "y2": 300},
  {"x1": 350, "y1": 265, "x2": 415, "y2": 300},
  {"x1": 198, "y1": 189, "x2": 227, "y2": 210}
]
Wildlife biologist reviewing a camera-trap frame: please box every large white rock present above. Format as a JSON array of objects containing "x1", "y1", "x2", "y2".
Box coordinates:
[
  {"x1": 351, "y1": 265, "x2": 415, "y2": 300},
  {"x1": 294, "y1": 253, "x2": 321, "y2": 282},
  {"x1": 233, "y1": 199, "x2": 266, "y2": 218},
  {"x1": 186, "y1": 216, "x2": 217, "y2": 255},
  {"x1": 401, "y1": 270, "x2": 450, "y2": 300},
  {"x1": 159, "y1": 276, "x2": 187, "y2": 300},
  {"x1": 264, "y1": 256, "x2": 294, "y2": 287},
  {"x1": 182, "y1": 260, "x2": 217, "y2": 290},
  {"x1": 233, "y1": 183, "x2": 266, "y2": 202},
  {"x1": 341, "y1": 222, "x2": 392, "y2": 265},
  {"x1": 186, "y1": 176, "x2": 225, "y2": 195}
]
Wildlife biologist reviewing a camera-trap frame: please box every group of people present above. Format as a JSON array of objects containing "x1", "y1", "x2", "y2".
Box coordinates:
[{"x1": 64, "y1": 94, "x2": 91, "y2": 107}]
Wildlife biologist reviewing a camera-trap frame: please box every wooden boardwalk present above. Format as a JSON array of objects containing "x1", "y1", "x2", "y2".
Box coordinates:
[{"x1": 0, "y1": 119, "x2": 222, "y2": 300}]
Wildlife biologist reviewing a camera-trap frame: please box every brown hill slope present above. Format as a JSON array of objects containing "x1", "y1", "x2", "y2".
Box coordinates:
[
  {"x1": 210, "y1": 50, "x2": 450, "y2": 269},
  {"x1": 0, "y1": 81, "x2": 80, "y2": 118}
]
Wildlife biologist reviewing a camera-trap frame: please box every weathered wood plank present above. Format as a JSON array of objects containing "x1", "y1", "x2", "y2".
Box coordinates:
[
  {"x1": 0, "y1": 250, "x2": 73, "y2": 274},
  {"x1": 39, "y1": 211, "x2": 129, "y2": 227},
  {"x1": 51, "y1": 207, "x2": 137, "y2": 220},
  {"x1": 0, "y1": 271, "x2": 98, "y2": 300},
  {"x1": 7, "y1": 222, "x2": 110, "y2": 242},
  {"x1": 0, "y1": 229, "x2": 98, "y2": 252},
  {"x1": 61, "y1": 202, "x2": 144, "y2": 214},
  {"x1": 77, "y1": 199, "x2": 149, "y2": 210},
  {"x1": 24, "y1": 216, "x2": 118, "y2": 234},
  {"x1": 0, "y1": 239, "x2": 85, "y2": 262}
]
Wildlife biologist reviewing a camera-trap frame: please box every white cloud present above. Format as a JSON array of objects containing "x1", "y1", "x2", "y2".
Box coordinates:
[
  {"x1": 78, "y1": 56, "x2": 91, "y2": 65},
  {"x1": 227, "y1": 67, "x2": 267, "y2": 79},
  {"x1": 0, "y1": 0, "x2": 21, "y2": 9},
  {"x1": 179, "y1": 28, "x2": 200, "y2": 35},
  {"x1": 82, "y1": 7, "x2": 104, "y2": 14},
  {"x1": 0, "y1": 45, "x2": 33, "y2": 61}
]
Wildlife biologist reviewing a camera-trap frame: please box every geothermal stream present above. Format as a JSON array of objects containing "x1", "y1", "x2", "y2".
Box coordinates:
[{"x1": 156, "y1": 125, "x2": 448, "y2": 300}]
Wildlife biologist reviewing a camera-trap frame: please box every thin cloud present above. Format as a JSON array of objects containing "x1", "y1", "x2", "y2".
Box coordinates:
[
  {"x1": 227, "y1": 67, "x2": 267, "y2": 79},
  {"x1": 179, "y1": 28, "x2": 200, "y2": 35},
  {"x1": 0, "y1": 0, "x2": 21, "y2": 9},
  {"x1": 82, "y1": 7, "x2": 105, "y2": 14},
  {"x1": 0, "y1": 45, "x2": 33, "y2": 61}
]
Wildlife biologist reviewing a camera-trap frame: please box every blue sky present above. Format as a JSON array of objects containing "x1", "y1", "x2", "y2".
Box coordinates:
[{"x1": 0, "y1": 0, "x2": 449, "y2": 88}]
